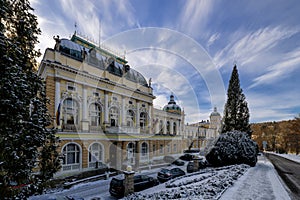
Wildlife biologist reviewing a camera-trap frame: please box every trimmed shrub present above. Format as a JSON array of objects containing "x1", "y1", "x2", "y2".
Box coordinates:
[{"x1": 206, "y1": 130, "x2": 258, "y2": 167}]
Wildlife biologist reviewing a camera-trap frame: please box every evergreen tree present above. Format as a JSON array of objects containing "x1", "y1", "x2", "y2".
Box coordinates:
[
  {"x1": 0, "y1": 0, "x2": 60, "y2": 198},
  {"x1": 222, "y1": 65, "x2": 251, "y2": 136}
]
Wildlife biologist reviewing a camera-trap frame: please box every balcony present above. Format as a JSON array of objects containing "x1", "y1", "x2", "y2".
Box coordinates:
[
  {"x1": 62, "y1": 124, "x2": 79, "y2": 132},
  {"x1": 106, "y1": 126, "x2": 140, "y2": 134},
  {"x1": 89, "y1": 125, "x2": 104, "y2": 133}
]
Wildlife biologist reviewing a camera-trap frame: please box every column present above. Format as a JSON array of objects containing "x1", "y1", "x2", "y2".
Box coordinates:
[
  {"x1": 135, "y1": 141, "x2": 140, "y2": 170},
  {"x1": 136, "y1": 101, "x2": 140, "y2": 128},
  {"x1": 163, "y1": 119, "x2": 167, "y2": 135},
  {"x1": 104, "y1": 91, "x2": 109, "y2": 125},
  {"x1": 155, "y1": 119, "x2": 159, "y2": 134},
  {"x1": 81, "y1": 85, "x2": 89, "y2": 131},
  {"x1": 148, "y1": 104, "x2": 152, "y2": 134},
  {"x1": 122, "y1": 96, "x2": 126, "y2": 126},
  {"x1": 82, "y1": 86, "x2": 87, "y2": 120},
  {"x1": 170, "y1": 120, "x2": 174, "y2": 135}
]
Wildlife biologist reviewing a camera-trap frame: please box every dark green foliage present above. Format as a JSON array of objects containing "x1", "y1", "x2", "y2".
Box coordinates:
[
  {"x1": 206, "y1": 131, "x2": 258, "y2": 167},
  {"x1": 0, "y1": 0, "x2": 60, "y2": 198},
  {"x1": 222, "y1": 65, "x2": 251, "y2": 136}
]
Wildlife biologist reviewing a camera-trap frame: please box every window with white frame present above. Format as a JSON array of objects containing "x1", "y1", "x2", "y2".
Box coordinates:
[
  {"x1": 159, "y1": 120, "x2": 163, "y2": 134},
  {"x1": 140, "y1": 112, "x2": 147, "y2": 129},
  {"x1": 159, "y1": 144, "x2": 164, "y2": 154},
  {"x1": 166, "y1": 121, "x2": 170, "y2": 134},
  {"x1": 167, "y1": 144, "x2": 170, "y2": 153},
  {"x1": 127, "y1": 110, "x2": 135, "y2": 127},
  {"x1": 127, "y1": 142, "x2": 135, "y2": 164},
  {"x1": 89, "y1": 103, "x2": 101, "y2": 126},
  {"x1": 173, "y1": 122, "x2": 177, "y2": 135},
  {"x1": 141, "y1": 142, "x2": 148, "y2": 160},
  {"x1": 109, "y1": 107, "x2": 119, "y2": 127},
  {"x1": 88, "y1": 143, "x2": 103, "y2": 168},
  {"x1": 62, "y1": 143, "x2": 80, "y2": 171},
  {"x1": 63, "y1": 98, "x2": 79, "y2": 125}
]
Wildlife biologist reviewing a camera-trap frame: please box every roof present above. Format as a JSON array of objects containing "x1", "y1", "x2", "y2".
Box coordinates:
[
  {"x1": 163, "y1": 94, "x2": 182, "y2": 115},
  {"x1": 210, "y1": 107, "x2": 221, "y2": 117},
  {"x1": 56, "y1": 35, "x2": 148, "y2": 87}
]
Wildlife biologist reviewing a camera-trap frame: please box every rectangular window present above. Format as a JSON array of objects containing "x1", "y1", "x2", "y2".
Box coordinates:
[
  {"x1": 159, "y1": 144, "x2": 164, "y2": 154},
  {"x1": 67, "y1": 82, "x2": 76, "y2": 91},
  {"x1": 173, "y1": 144, "x2": 177, "y2": 152},
  {"x1": 93, "y1": 92, "x2": 99, "y2": 97},
  {"x1": 167, "y1": 144, "x2": 170, "y2": 153}
]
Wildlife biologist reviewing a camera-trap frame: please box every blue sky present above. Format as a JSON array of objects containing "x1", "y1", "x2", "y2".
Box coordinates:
[{"x1": 30, "y1": 0, "x2": 300, "y2": 123}]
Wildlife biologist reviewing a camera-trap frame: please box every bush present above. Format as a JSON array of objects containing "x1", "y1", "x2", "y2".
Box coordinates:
[{"x1": 206, "y1": 130, "x2": 258, "y2": 167}]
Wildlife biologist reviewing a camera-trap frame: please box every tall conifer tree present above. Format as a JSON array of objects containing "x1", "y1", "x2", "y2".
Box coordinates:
[
  {"x1": 0, "y1": 0, "x2": 60, "y2": 198},
  {"x1": 222, "y1": 65, "x2": 251, "y2": 136}
]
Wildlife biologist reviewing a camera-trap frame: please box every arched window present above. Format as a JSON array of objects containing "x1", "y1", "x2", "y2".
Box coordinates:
[
  {"x1": 166, "y1": 121, "x2": 170, "y2": 134},
  {"x1": 109, "y1": 107, "x2": 119, "y2": 127},
  {"x1": 62, "y1": 143, "x2": 81, "y2": 171},
  {"x1": 88, "y1": 143, "x2": 103, "y2": 168},
  {"x1": 173, "y1": 122, "x2": 177, "y2": 135},
  {"x1": 159, "y1": 120, "x2": 164, "y2": 134},
  {"x1": 63, "y1": 98, "x2": 79, "y2": 125},
  {"x1": 141, "y1": 142, "x2": 148, "y2": 160},
  {"x1": 89, "y1": 103, "x2": 101, "y2": 127},
  {"x1": 127, "y1": 110, "x2": 135, "y2": 127},
  {"x1": 127, "y1": 142, "x2": 135, "y2": 164},
  {"x1": 140, "y1": 112, "x2": 147, "y2": 129}
]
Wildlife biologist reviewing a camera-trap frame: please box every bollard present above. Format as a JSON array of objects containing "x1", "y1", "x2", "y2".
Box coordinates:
[{"x1": 123, "y1": 165, "x2": 135, "y2": 196}]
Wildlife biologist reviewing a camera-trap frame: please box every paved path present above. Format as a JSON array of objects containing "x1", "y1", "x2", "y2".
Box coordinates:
[{"x1": 220, "y1": 155, "x2": 291, "y2": 200}]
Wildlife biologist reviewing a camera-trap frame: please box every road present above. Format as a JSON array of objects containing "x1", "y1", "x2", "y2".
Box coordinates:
[
  {"x1": 29, "y1": 165, "x2": 179, "y2": 200},
  {"x1": 266, "y1": 153, "x2": 300, "y2": 199}
]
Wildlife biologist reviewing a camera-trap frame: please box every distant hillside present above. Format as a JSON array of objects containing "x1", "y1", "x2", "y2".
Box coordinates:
[{"x1": 251, "y1": 118, "x2": 300, "y2": 154}]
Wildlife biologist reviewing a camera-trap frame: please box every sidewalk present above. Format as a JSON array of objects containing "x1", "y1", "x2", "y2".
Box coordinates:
[{"x1": 220, "y1": 155, "x2": 291, "y2": 200}]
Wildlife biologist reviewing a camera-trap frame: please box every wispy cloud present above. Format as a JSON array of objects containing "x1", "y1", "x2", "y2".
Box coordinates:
[
  {"x1": 249, "y1": 48, "x2": 300, "y2": 88},
  {"x1": 178, "y1": 1, "x2": 215, "y2": 36},
  {"x1": 206, "y1": 33, "x2": 220, "y2": 50},
  {"x1": 214, "y1": 26, "x2": 299, "y2": 70},
  {"x1": 247, "y1": 89, "x2": 300, "y2": 122}
]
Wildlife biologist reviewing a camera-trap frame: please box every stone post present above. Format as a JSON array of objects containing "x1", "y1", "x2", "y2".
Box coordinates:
[
  {"x1": 193, "y1": 156, "x2": 201, "y2": 172},
  {"x1": 123, "y1": 165, "x2": 135, "y2": 196}
]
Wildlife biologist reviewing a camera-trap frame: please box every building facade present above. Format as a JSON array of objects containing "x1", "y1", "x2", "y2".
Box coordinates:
[{"x1": 38, "y1": 33, "x2": 221, "y2": 175}]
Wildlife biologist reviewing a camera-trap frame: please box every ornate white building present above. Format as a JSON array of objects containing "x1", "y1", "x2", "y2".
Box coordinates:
[{"x1": 38, "y1": 33, "x2": 221, "y2": 174}]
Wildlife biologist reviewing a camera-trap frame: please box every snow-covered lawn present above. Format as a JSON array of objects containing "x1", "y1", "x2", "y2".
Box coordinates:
[
  {"x1": 123, "y1": 155, "x2": 291, "y2": 200},
  {"x1": 124, "y1": 165, "x2": 249, "y2": 200}
]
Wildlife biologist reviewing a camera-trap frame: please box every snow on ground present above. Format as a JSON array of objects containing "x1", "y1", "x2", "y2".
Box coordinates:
[
  {"x1": 272, "y1": 152, "x2": 300, "y2": 164},
  {"x1": 220, "y1": 155, "x2": 290, "y2": 200},
  {"x1": 30, "y1": 154, "x2": 292, "y2": 200},
  {"x1": 124, "y1": 155, "x2": 291, "y2": 200}
]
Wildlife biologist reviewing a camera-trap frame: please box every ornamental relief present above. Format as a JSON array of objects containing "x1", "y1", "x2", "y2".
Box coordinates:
[
  {"x1": 126, "y1": 104, "x2": 136, "y2": 111},
  {"x1": 109, "y1": 100, "x2": 120, "y2": 108},
  {"x1": 87, "y1": 95, "x2": 103, "y2": 105},
  {"x1": 139, "y1": 107, "x2": 147, "y2": 113},
  {"x1": 61, "y1": 91, "x2": 82, "y2": 102}
]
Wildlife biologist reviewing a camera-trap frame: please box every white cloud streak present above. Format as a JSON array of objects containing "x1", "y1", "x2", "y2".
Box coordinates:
[
  {"x1": 178, "y1": 1, "x2": 214, "y2": 36},
  {"x1": 249, "y1": 48, "x2": 300, "y2": 88},
  {"x1": 214, "y1": 26, "x2": 299, "y2": 70}
]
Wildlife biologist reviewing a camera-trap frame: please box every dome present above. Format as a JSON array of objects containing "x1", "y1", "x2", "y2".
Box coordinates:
[
  {"x1": 58, "y1": 39, "x2": 84, "y2": 61},
  {"x1": 210, "y1": 107, "x2": 221, "y2": 117},
  {"x1": 124, "y1": 67, "x2": 148, "y2": 86},
  {"x1": 163, "y1": 94, "x2": 182, "y2": 115}
]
